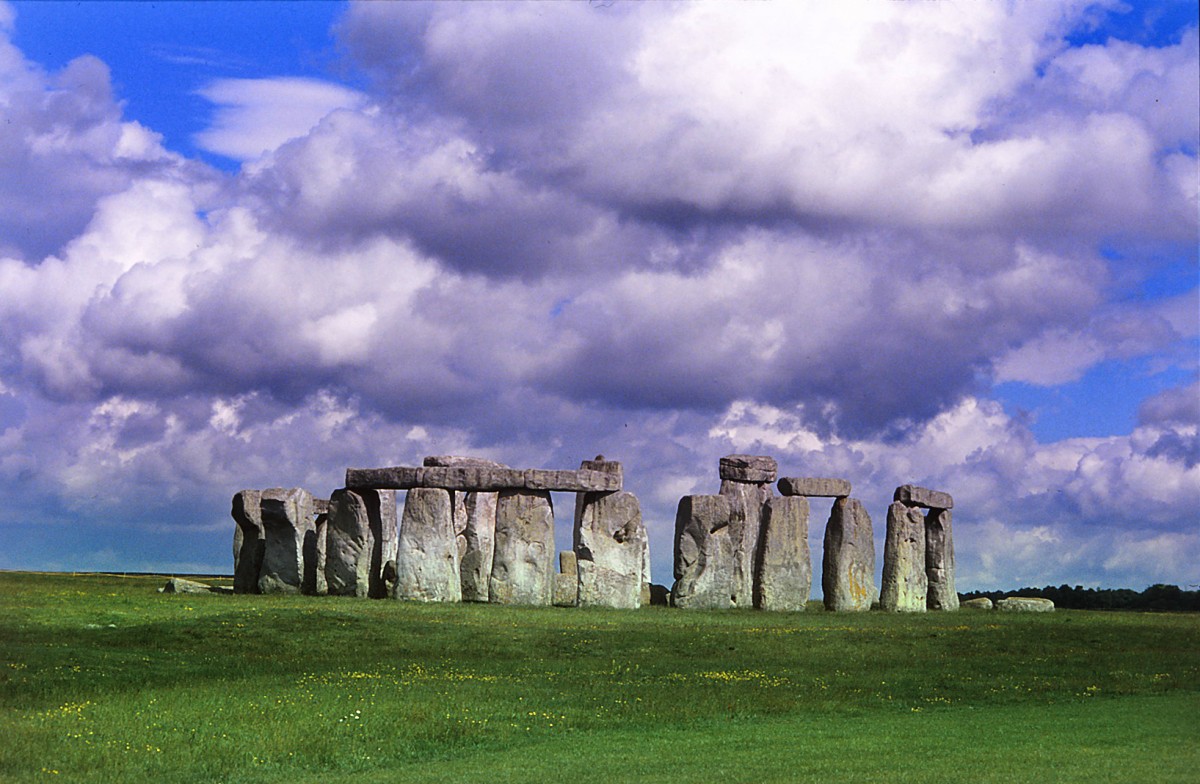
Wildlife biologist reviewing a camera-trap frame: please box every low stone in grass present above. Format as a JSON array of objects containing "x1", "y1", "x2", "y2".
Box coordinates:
[
  {"x1": 997, "y1": 596, "x2": 1055, "y2": 612},
  {"x1": 961, "y1": 597, "x2": 994, "y2": 610},
  {"x1": 159, "y1": 577, "x2": 223, "y2": 594}
]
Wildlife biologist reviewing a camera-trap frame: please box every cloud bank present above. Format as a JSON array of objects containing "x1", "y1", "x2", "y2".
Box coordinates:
[{"x1": 0, "y1": 1, "x2": 1196, "y2": 590}]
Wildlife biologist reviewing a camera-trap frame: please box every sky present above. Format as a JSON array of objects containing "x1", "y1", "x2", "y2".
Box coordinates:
[{"x1": 0, "y1": 0, "x2": 1196, "y2": 592}]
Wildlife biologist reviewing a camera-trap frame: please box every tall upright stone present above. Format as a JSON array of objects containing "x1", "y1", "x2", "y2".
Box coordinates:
[
  {"x1": 312, "y1": 504, "x2": 328, "y2": 595},
  {"x1": 231, "y1": 489, "x2": 264, "y2": 594},
  {"x1": 718, "y1": 454, "x2": 776, "y2": 607},
  {"x1": 393, "y1": 488, "x2": 461, "y2": 602},
  {"x1": 460, "y1": 490, "x2": 499, "y2": 602},
  {"x1": 754, "y1": 495, "x2": 810, "y2": 611},
  {"x1": 258, "y1": 487, "x2": 314, "y2": 594},
  {"x1": 575, "y1": 490, "x2": 647, "y2": 609},
  {"x1": 325, "y1": 489, "x2": 375, "y2": 598},
  {"x1": 925, "y1": 508, "x2": 958, "y2": 611},
  {"x1": 880, "y1": 501, "x2": 927, "y2": 612},
  {"x1": 364, "y1": 489, "x2": 397, "y2": 599},
  {"x1": 671, "y1": 494, "x2": 734, "y2": 609},
  {"x1": 490, "y1": 489, "x2": 555, "y2": 606},
  {"x1": 821, "y1": 497, "x2": 875, "y2": 612},
  {"x1": 554, "y1": 550, "x2": 578, "y2": 607}
]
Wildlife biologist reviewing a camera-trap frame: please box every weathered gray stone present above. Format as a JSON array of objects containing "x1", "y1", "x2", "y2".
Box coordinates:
[
  {"x1": 374, "y1": 490, "x2": 398, "y2": 598},
  {"x1": 777, "y1": 477, "x2": 852, "y2": 498},
  {"x1": 553, "y1": 550, "x2": 578, "y2": 606},
  {"x1": 754, "y1": 495, "x2": 811, "y2": 611},
  {"x1": 880, "y1": 501, "x2": 927, "y2": 612},
  {"x1": 231, "y1": 489, "x2": 264, "y2": 594},
  {"x1": 925, "y1": 508, "x2": 958, "y2": 611},
  {"x1": 258, "y1": 487, "x2": 314, "y2": 594},
  {"x1": 996, "y1": 597, "x2": 1055, "y2": 612},
  {"x1": 460, "y1": 491, "x2": 498, "y2": 602},
  {"x1": 312, "y1": 510, "x2": 328, "y2": 595},
  {"x1": 718, "y1": 454, "x2": 778, "y2": 483},
  {"x1": 575, "y1": 490, "x2": 646, "y2": 609},
  {"x1": 159, "y1": 577, "x2": 224, "y2": 594},
  {"x1": 671, "y1": 495, "x2": 734, "y2": 609},
  {"x1": 490, "y1": 490, "x2": 555, "y2": 605},
  {"x1": 325, "y1": 489, "x2": 374, "y2": 598},
  {"x1": 580, "y1": 456, "x2": 624, "y2": 485},
  {"x1": 719, "y1": 479, "x2": 772, "y2": 608},
  {"x1": 962, "y1": 597, "x2": 994, "y2": 610},
  {"x1": 641, "y1": 535, "x2": 652, "y2": 608},
  {"x1": 894, "y1": 484, "x2": 954, "y2": 510},
  {"x1": 821, "y1": 497, "x2": 876, "y2": 612},
  {"x1": 312, "y1": 498, "x2": 330, "y2": 515},
  {"x1": 423, "y1": 455, "x2": 508, "y2": 468},
  {"x1": 346, "y1": 465, "x2": 621, "y2": 492},
  {"x1": 393, "y1": 488, "x2": 461, "y2": 602}
]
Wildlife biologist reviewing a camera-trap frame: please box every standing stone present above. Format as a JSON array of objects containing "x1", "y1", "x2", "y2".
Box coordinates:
[
  {"x1": 554, "y1": 550, "x2": 578, "y2": 607},
  {"x1": 925, "y1": 508, "x2": 958, "y2": 611},
  {"x1": 490, "y1": 490, "x2": 555, "y2": 606},
  {"x1": 325, "y1": 489, "x2": 375, "y2": 598},
  {"x1": 575, "y1": 490, "x2": 647, "y2": 609},
  {"x1": 460, "y1": 491, "x2": 499, "y2": 602},
  {"x1": 719, "y1": 478, "x2": 772, "y2": 608},
  {"x1": 640, "y1": 535, "x2": 652, "y2": 607},
  {"x1": 312, "y1": 506, "x2": 328, "y2": 595},
  {"x1": 372, "y1": 490, "x2": 398, "y2": 598},
  {"x1": 231, "y1": 489, "x2": 264, "y2": 594},
  {"x1": 880, "y1": 501, "x2": 927, "y2": 612},
  {"x1": 671, "y1": 495, "x2": 734, "y2": 609},
  {"x1": 258, "y1": 487, "x2": 314, "y2": 594},
  {"x1": 393, "y1": 488, "x2": 461, "y2": 602},
  {"x1": 821, "y1": 497, "x2": 876, "y2": 612},
  {"x1": 754, "y1": 495, "x2": 810, "y2": 611}
]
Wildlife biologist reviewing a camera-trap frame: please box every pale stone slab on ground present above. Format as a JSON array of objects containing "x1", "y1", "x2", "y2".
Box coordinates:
[
  {"x1": 671, "y1": 494, "x2": 734, "y2": 609},
  {"x1": 393, "y1": 488, "x2": 461, "y2": 602},
  {"x1": 754, "y1": 495, "x2": 811, "y2": 611},
  {"x1": 777, "y1": 477, "x2": 852, "y2": 498},
  {"x1": 720, "y1": 479, "x2": 772, "y2": 608},
  {"x1": 490, "y1": 490, "x2": 555, "y2": 606},
  {"x1": 231, "y1": 489, "x2": 264, "y2": 594},
  {"x1": 893, "y1": 484, "x2": 954, "y2": 510},
  {"x1": 575, "y1": 490, "x2": 646, "y2": 609},
  {"x1": 258, "y1": 487, "x2": 314, "y2": 594},
  {"x1": 460, "y1": 491, "x2": 498, "y2": 602},
  {"x1": 880, "y1": 501, "x2": 927, "y2": 612},
  {"x1": 962, "y1": 597, "x2": 994, "y2": 610},
  {"x1": 925, "y1": 508, "x2": 959, "y2": 611},
  {"x1": 821, "y1": 497, "x2": 876, "y2": 612},
  {"x1": 997, "y1": 597, "x2": 1055, "y2": 612},
  {"x1": 159, "y1": 577, "x2": 226, "y2": 594},
  {"x1": 718, "y1": 454, "x2": 778, "y2": 483}
]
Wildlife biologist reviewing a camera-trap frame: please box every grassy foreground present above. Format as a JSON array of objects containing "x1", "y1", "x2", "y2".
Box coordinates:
[{"x1": 1, "y1": 572, "x2": 1197, "y2": 783}]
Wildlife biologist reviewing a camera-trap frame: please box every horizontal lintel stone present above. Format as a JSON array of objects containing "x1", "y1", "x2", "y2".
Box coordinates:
[
  {"x1": 777, "y1": 477, "x2": 852, "y2": 498},
  {"x1": 893, "y1": 484, "x2": 954, "y2": 510},
  {"x1": 346, "y1": 465, "x2": 621, "y2": 493},
  {"x1": 718, "y1": 454, "x2": 778, "y2": 483},
  {"x1": 312, "y1": 498, "x2": 330, "y2": 515}
]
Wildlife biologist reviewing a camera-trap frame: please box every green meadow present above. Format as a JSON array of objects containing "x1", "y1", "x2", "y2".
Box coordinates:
[{"x1": 1, "y1": 571, "x2": 1197, "y2": 783}]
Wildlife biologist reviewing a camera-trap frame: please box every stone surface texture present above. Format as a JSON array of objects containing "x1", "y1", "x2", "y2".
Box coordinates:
[
  {"x1": 997, "y1": 597, "x2": 1055, "y2": 612},
  {"x1": 258, "y1": 487, "x2": 314, "y2": 594},
  {"x1": 231, "y1": 489, "x2": 264, "y2": 594},
  {"x1": 489, "y1": 490, "x2": 555, "y2": 605},
  {"x1": 754, "y1": 495, "x2": 811, "y2": 611},
  {"x1": 880, "y1": 501, "x2": 928, "y2": 612},
  {"x1": 574, "y1": 489, "x2": 647, "y2": 609},
  {"x1": 718, "y1": 454, "x2": 778, "y2": 483},
  {"x1": 777, "y1": 477, "x2": 852, "y2": 498},
  {"x1": 553, "y1": 551, "x2": 578, "y2": 607},
  {"x1": 346, "y1": 466, "x2": 621, "y2": 492},
  {"x1": 393, "y1": 488, "x2": 461, "y2": 602},
  {"x1": 312, "y1": 510, "x2": 328, "y2": 595},
  {"x1": 893, "y1": 484, "x2": 954, "y2": 510},
  {"x1": 460, "y1": 491, "x2": 499, "y2": 602},
  {"x1": 924, "y1": 508, "x2": 959, "y2": 611},
  {"x1": 671, "y1": 495, "x2": 734, "y2": 609},
  {"x1": 719, "y1": 478, "x2": 772, "y2": 608},
  {"x1": 821, "y1": 497, "x2": 876, "y2": 612},
  {"x1": 325, "y1": 489, "x2": 375, "y2": 598},
  {"x1": 962, "y1": 597, "x2": 994, "y2": 610},
  {"x1": 159, "y1": 577, "x2": 221, "y2": 594}
]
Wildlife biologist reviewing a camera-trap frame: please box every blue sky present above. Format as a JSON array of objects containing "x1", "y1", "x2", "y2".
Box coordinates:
[{"x1": 0, "y1": 0, "x2": 1196, "y2": 591}]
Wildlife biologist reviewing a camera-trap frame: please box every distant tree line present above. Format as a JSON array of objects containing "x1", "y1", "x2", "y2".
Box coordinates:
[{"x1": 960, "y1": 584, "x2": 1200, "y2": 612}]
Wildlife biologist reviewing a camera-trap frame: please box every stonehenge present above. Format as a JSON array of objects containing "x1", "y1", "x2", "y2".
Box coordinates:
[{"x1": 230, "y1": 454, "x2": 959, "y2": 615}]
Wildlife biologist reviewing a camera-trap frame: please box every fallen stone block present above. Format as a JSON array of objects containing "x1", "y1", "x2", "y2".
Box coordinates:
[
  {"x1": 894, "y1": 484, "x2": 954, "y2": 510},
  {"x1": 880, "y1": 501, "x2": 927, "y2": 613},
  {"x1": 821, "y1": 497, "x2": 875, "y2": 612},
  {"x1": 996, "y1": 597, "x2": 1055, "y2": 612},
  {"x1": 962, "y1": 597, "x2": 993, "y2": 610},
  {"x1": 671, "y1": 494, "x2": 734, "y2": 609},
  {"x1": 159, "y1": 577, "x2": 227, "y2": 594},
  {"x1": 754, "y1": 495, "x2": 811, "y2": 611},
  {"x1": 777, "y1": 477, "x2": 851, "y2": 498},
  {"x1": 719, "y1": 454, "x2": 778, "y2": 483}
]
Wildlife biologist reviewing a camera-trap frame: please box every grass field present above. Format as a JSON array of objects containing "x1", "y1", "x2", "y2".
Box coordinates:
[{"x1": 1, "y1": 571, "x2": 1197, "y2": 783}]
